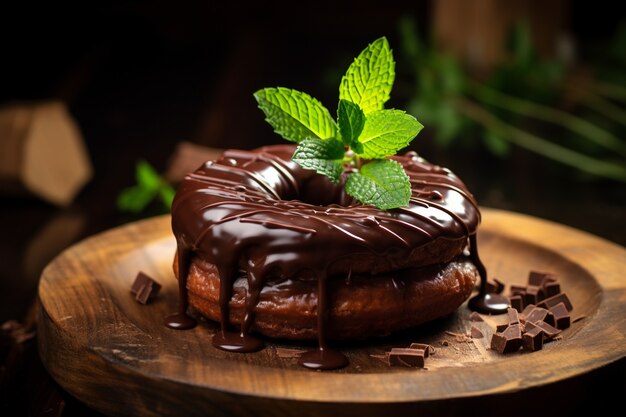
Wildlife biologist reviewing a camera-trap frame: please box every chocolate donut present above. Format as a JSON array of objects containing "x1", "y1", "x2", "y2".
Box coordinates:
[{"x1": 166, "y1": 144, "x2": 491, "y2": 369}]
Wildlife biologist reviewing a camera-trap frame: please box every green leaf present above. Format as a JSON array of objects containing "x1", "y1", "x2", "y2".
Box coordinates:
[
  {"x1": 136, "y1": 159, "x2": 161, "y2": 190},
  {"x1": 337, "y1": 99, "x2": 365, "y2": 152},
  {"x1": 292, "y1": 138, "x2": 345, "y2": 183},
  {"x1": 345, "y1": 159, "x2": 411, "y2": 209},
  {"x1": 357, "y1": 109, "x2": 423, "y2": 158},
  {"x1": 158, "y1": 184, "x2": 176, "y2": 209},
  {"x1": 483, "y1": 129, "x2": 511, "y2": 157},
  {"x1": 254, "y1": 87, "x2": 336, "y2": 143},
  {"x1": 339, "y1": 37, "x2": 395, "y2": 114},
  {"x1": 117, "y1": 185, "x2": 158, "y2": 213}
]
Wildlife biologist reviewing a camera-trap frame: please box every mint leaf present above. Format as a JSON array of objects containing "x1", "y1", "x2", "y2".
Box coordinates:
[
  {"x1": 337, "y1": 99, "x2": 365, "y2": 153},
  {"x1": 254, "y1": 87, "x2": 336, "y2": 143},
  {"x1": 117, "y1": 185, "x2": 158, "y2": 213},
  {"x1": 357, "y1": 109, "x2": 423, "y2": 159},
  {"x1": 136, "y1": 160, "x2": 161, "y2": 190},
  {"x1": 292, "y1": 138, "x2": 345, "y2": 183},
  {"x1": 345, "y1": 159, "x2": 411, "y2": 209},
  {"x1": 339, "y1": 37, "x2": 395, "y2": 114}
]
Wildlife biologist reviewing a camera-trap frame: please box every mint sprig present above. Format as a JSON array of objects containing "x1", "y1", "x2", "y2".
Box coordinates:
[
  {"x1": 345, "y1": 159, "x2": 411, "y2": 210},
  {"x1": 254, "y1": 37, "x2": 423, "y2": 210}
]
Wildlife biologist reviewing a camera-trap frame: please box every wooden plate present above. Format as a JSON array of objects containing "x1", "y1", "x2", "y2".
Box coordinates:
[{"x1": 37, "y1": 208, "x2": 626, "y2": 417}]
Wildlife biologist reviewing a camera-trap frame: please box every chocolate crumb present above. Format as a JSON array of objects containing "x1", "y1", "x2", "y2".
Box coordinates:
[
  {"x1": 275, "y1": 347, "x2": 305, "y2": 358},
  {"x1": 441, "y1": 340, "x2": 450, "y2": 347},
  {"x1": 131, "y1": 272, "x2": 161, "y2": 304},
  {"x1": 470, "y1": 326, "x2": 484, "y2": 339},
  {"x1": 469, "y1": 311, "x2": 484, "y2": 322}
]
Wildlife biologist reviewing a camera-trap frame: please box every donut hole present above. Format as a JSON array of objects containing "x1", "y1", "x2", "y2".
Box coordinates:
[{"x1": 297, "y1": 173, "x2": 356, "y2": 207}]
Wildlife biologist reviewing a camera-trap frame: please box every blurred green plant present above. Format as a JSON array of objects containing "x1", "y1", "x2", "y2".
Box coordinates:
[
  {"x1": 398, "y1": 16, "x2": 626, "y2": 182},
  {"x1": 117, "y1": 160, "x2": 175, "y2": 213}
]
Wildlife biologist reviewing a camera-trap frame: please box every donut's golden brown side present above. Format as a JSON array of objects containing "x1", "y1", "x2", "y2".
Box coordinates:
[{"x1": 175, "y1": 254, "x2": 478, "y2": 340}]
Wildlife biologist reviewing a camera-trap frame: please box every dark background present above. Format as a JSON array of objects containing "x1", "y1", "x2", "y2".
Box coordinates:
[{"x1": 1, "y1": 1, "x2": 625, "y2": 416}]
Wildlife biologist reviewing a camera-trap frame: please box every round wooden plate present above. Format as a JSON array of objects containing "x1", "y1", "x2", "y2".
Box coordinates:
[{"x1": 37, "y1": 208, "x2": 626, "y2": 417}]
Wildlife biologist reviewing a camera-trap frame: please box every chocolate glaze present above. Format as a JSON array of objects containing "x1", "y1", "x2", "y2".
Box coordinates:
[{"x1": 168, "y1": 144, "x2": 489, "y2": 370}]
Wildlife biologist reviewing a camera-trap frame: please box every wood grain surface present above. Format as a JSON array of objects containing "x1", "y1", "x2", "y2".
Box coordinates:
[{"x1": 37, "y1": 208, "x2": 626, "y2": 417}]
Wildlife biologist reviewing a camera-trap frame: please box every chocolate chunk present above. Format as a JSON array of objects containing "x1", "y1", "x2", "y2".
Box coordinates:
[
  {"x1": 486, "y1": 278, "x2": 505, "y2": 294},
  {"x1": 522, "y1": 326, "x2": 544, "y2": 352},
  {"x1": 524, "y1": 285, "x2": 544, "y2": 305},
  {"x1": 131, "y1": 272, "x2": 161, "y2": 304},
  {"x1": 388, "y1": 348, "x2": 426, "y2": 368},
  {"x1": 528, "y1": 271, "x2": 556, "y2": 287},
  {"x1": 534, "y1": 320, "x2": 562, "y2": 340},
  {"x1": 496, "y1": 322, "x2": 509, "y2": 333},
  {"x1": 543, "y1": 281, "x2": 561, "y2": 298},
  {"x1": 520, "y1": 304, "x2": 536, "y2": 319},
  {"x1": 509, "y1": 295, "x2": 524, "y2": 312},
  {"x1": 549, "y1": 302, "x2": 571, "y2": 330},
  {"x1": 510, "y1": 284, "x2": 527, "y2": 296},
  {"x1": 409, "y1": 343, "x2": 432, "y2": 357},
  {"x1": 507, "y1": 307, "x2": 520, "y2": 325},
  {"x1": 469, "y1": 311, "x2": 484, "y2": 322},
  {"x1": 525, "y1": 307, "x2": 549, "y2": 324},
  {"x1": 490, "y1": 324, "x2": 523, "y2": 353},
  {"x1": 470, "y1": 326, "x2": 484, "y2": 339},
  {"x1": 538, "y1": 292, "x2": 573, "y2": 312}
]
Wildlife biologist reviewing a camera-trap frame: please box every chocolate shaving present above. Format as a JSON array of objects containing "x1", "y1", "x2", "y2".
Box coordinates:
[
  {"x1": 409, "y1": 343, "x2": 432, "y2": 357},
  {"x1": 130, "y1": 272, "x2": 161, "y2": 304},
  {"x1": 370, "y1": 354, "x2": 390, "y2": 365}
]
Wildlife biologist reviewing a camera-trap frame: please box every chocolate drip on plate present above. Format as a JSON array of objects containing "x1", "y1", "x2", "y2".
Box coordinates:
[{"x1": 468, "y1": 234, "x2": 510, "y2": 314}]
